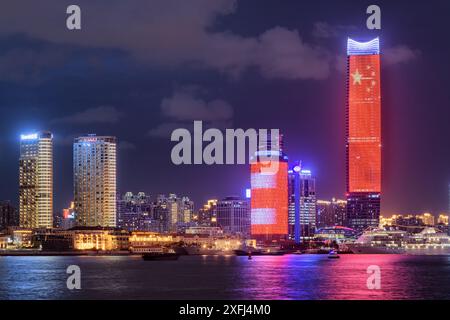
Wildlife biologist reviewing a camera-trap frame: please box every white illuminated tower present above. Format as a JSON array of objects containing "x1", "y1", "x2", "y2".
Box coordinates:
[
  {"x1": 19, "y1": 131, "x2": 53, "y2": 228},
  {"x1": 73, "y1": 135, "x2": 117, "y2": 227}
]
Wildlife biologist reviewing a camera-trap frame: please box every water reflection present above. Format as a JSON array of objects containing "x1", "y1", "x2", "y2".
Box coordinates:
[{"x1": 1, "y1": 255, "x2": 450, "y2": 300}]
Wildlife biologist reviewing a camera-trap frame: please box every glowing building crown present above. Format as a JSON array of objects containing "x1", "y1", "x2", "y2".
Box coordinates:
[{"x1": 347, "y1": 38, "x2": 380, "y2": 56}]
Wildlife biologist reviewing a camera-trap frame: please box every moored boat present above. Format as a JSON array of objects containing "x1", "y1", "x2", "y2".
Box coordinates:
[
  {"x1": 346, "y1": 227, "x2": 450, "y2": 255},
  {"x1": 140, "y1": 247, "x2": 180, "y2": 261}
]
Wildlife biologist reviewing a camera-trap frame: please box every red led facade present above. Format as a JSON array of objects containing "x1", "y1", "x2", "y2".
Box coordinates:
[
  {"x1": 347, "y1": 54, "x2": 381, "y2": 193},
  {"x1": 250, "y1": 161, "x2": 288, "y2": 239}
]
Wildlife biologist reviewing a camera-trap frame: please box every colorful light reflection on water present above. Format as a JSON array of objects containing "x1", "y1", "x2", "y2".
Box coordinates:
[{"x1": 1, "y1": 255, "x2": 450, "y2": 300}]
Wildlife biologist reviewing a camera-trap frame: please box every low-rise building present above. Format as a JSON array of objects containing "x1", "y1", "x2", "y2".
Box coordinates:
[{"x1": 0, "y1": 234, "x2": 11, "y2": 249}]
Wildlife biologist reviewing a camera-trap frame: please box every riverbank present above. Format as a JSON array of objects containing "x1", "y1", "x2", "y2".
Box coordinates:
[{"x1": 0, "y1": 250, "x2": 134, "y2": 256}]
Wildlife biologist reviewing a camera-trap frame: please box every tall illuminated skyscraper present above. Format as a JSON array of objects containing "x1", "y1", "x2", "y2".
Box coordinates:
[
  {"x1": 74, "y1": 135, "x2": 117, "y2": 227},
  {"x1": 448, "y1": 183, "x2": 450, "y2": 236},
  {"x1": 19, "y1": 131, "x2": 53, "y2": 228},
  {"x1": 299, "y1": 169, "x2": 317, "y2": 240},
  {"x1": 250, "y1": 132, "x2": 288, "y2": 242},
  {"x1": 288, "y1": 164, "x2": 317, "y2": 242},
  {"x1": 346, "y1": 38, "x2": 382, "y2": 231},
  {"x1": 288, "y1": 163, "x2": 301, "y2": 242}
]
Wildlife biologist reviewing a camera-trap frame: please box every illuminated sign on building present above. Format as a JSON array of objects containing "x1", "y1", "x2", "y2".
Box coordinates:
[{"x1": 20, "y1": 133, "x2": 38, "y2": 140}]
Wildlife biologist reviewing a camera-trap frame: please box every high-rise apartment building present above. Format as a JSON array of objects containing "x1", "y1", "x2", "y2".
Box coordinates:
[
  {"x1": 19, "y1": 131, "x2": 53, "y2": 228},
  {"x1": 346, "y1": 38, "x2": 382, "y2": 231},
  {"x1": 73, "y1": 135, "x2": 117, "y2": 227}
]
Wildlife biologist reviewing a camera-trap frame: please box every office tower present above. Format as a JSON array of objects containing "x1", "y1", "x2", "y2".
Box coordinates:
[
  {"x1": 288, "y1": 164, "x2": 301, "y2": 243},
  {"x1": 316, "y1": 200, "x2": 333, "y2": 229},
  {"x1": 333, "y1": 199, "x2": 348, "y2": 226},
  {"x1": 197, "y1": 199, "x2": 218, "y2": 226},
  {"x1": 299, "y1": 169, "x2": 317, "y2": 240},
  {"x1": 316, "y1": 198, "x2": 348, "y2": 228},
  {"x1": 216, "y1": 196, "x2": 250, "y2": 236},
  {"x1": 346, "y1": 38, "x2": 382, "y2": 231},
  {"x1": 250, "y1": 132, "x2": 288, "y2": 242},
  {"x1": 0, "y1": 201, "x2": 19, "y2": 230},
  {"x1": 19, "y1": 131, "x2": 53, "y2": 228},
  {"x1": 73, "y1": 135, "x2": 117, "y2": 227}
]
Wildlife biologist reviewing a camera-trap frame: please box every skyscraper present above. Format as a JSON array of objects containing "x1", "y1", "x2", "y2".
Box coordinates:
[
  {"x1": 151, "y1": 194, "x2": 194, "y2": 232},
  {"x1": 288, "y1": 164, "x2": 301, "y2": 242},
  {"x1": 448, "y1": 183, "x2": 450, "y2": 236},
  {"x1": 73, "y1": 135, "x2": 117, "y2": 227},
  {"x1": 346, "y1": 38, "x2": 382, "y2": 231},
  {"x1": 19, "y1": 131, "x2": 53, "y2": 228},
  {"x1": 216, "y1": 196, "x2": 250, "y2": 236},
  {"x1": 316, "y1": 198, "x2": 347, "y2": 228},
  {"x1": 117, "y1": 192, "x2": 155, "y2": 231},
  {"x1": 250, "y1": 132, "x2": 288, "y2": 242},
  {"x1": 299, "y1": 169, "x2": 317, "y2": 240},
  {"x1": 316, "y1": 200, "x2": 333, "y2": 229}
]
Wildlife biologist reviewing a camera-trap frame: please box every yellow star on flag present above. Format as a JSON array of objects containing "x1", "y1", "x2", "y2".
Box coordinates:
[{"x1": 352, "y1": 69, "x2": 362, "y2": 85}]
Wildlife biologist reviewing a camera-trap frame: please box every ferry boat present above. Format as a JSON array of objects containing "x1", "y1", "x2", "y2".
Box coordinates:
[
  {"x1": 346, "y1": 228, "x2": 450, "y2": 255},
  {"x1": 328, "y1": 250, "x2": 340, "y2": 259},
  {"x1": 138, "y1": 247, "x2": 180, "y2": 261},
  {"x1": 234, "y1": 246, "x2": 285, "y2": 256},
  {"x1": 184, "y1": 245, "x2": 233, "y2": 256}
]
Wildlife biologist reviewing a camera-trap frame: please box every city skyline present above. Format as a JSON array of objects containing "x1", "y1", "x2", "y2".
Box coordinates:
[
  {"x1": 11, "y1": 127, "x2": 450, "y2": 222},
  {"x1": 1, "y1": 1, "x2": 450, "y2": 217}
]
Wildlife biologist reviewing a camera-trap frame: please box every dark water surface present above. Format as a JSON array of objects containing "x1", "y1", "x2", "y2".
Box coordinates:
[{"x1": 1, "y1": 254, "x2": 450, "y2": 300}]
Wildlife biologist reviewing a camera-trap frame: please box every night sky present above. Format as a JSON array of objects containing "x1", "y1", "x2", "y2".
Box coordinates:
[{"x1": 0, "y1": 0, "x2": 449, "y2": 216}]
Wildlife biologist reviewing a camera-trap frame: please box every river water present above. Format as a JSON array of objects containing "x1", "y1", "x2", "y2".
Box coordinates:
[{"x1": 1, "y1": 254, "x2": 449, "y2": 300}]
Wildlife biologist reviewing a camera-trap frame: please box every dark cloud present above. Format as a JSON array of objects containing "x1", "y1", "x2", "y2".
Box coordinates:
[
  {"x1": 161, "y1": 89, "x2": 233, "y2": 121},
  {"x1": 52, "y1": 106, "x2": 122, "y2": 125},
  {"x1": 0, "y1": 0, "x2": 334, "y2": 81},
  {"x1": 149, "y1": 88, "x2": 234, "y2": 138},
  {"x1": 148, "y1": 122, "x2": 186, "y2": 138},
  {"x1": 256, "y1": 27, "x2": 330, "y2": 80},
  {"x1": 384, "y1": 45, "x2": 421, "y2": 65}
]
